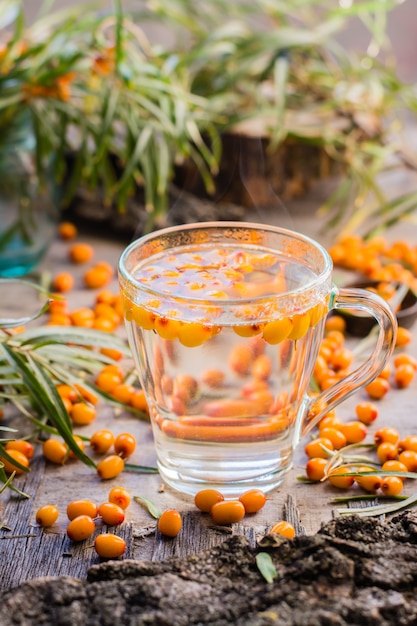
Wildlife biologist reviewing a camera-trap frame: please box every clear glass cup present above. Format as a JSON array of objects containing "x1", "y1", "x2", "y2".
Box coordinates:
[{"x1": 118, "y1": 222, "x2": 397, "y2": 496}]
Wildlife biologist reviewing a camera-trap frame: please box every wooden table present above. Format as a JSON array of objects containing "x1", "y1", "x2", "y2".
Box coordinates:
[{"x1": 1, "y1": 208, "x2": 417, "y2": 591}]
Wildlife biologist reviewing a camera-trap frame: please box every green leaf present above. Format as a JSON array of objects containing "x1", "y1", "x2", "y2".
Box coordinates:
[
  {"x1": 256, "y1": 552, "x2": 277, "y2": 584},
  {"x1": 125, "y1": 463, "x2": 159, "y2": 474},
  {"x1": 134, "y1": 495, "x2": 163, "y2": 519}
]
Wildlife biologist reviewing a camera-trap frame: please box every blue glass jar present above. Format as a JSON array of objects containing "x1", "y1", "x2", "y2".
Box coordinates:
[{"x1": 0, "y1": 113, "x2": 59, "y2": 277}]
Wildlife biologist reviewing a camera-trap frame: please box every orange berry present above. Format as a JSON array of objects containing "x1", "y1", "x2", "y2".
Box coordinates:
[
  {"x1": 0, "y1": 449, "x2": 29, "y2": 474},
  {"x1": 111, "y1": 383, "x2": 135, "y2": 405},
  {"x1": 318, "y1": 427, "x2": 347, "y2": 450},
  {"x1": 84, "y1": 265, "x2": 113, "y2": 289},
  {"x1": 365, "y1": 377, "x2": 390, "y2": 400},
  {"x1": 66, "y1": 515, "x2": 96, "y2": 542},
  {"x1": 94, "y1": 533, "x2": 126, "y2": 558},
  {"x1": 269, "y1": 520, "x2": 295, "y2": 539},
  {"x1": 5, "y1": 439, "x2": 35, "y2": 460},
  {"x1": 305, "y1": 457, "x2": 328, "y2": 481},
  {"x1": 228, "y1": 343, "x2": 254, "y2": 375},
  {"x1": 90, "y1": 429, "x2": 115, "y2": 454},
  {"x1": 114, "y1": 433, "x2": 136, "y2": 459},
  {"x1": 374, "y1": 427, "x2": 400, "y2": 446},
  {"x1": 395, "y1": 327, "x2": 412, "y2": 347},
  {"x1": 129, "y1": 389, "x2": 149, "y2": 414},
  {"x1": 95, "y1": 370, "x2": 122, "y2": 393},
  {"x1": 42, "y1": 439, "x2": 68, "y2": 464},
  {"x1": 394, "y1": 363, "x2": 415, "y2": 388},
  {"x1": 398, "y1": 450, "x2": 417, "y2": 472},
  {"x1": 355, "y1": 401, "x2": 378, "y2": 425},
  {"x1": 52, "y1": 272, "x2": 75, "y2": 293},
  {"x1": 74, "y1": 384, "x2": 99, "y2": 406},
  {"x1": 67, "y1": 499, "x2": 98, "y2": 521},
  {"x1": 376, "y1": 442, "x2": 399, "y2": 463},
  {"x1": 93, "y1": 317, "x2": 116, "y2": 332},
  {"x1": 99, "y1": 347, "x2": 124, "y2": 361},
  {"x1": 97, "y1": 455, "x2": 124, "y2": 480},
  {"x1": 68, "y1": 435, "x2": 86, "y2": 459},
  {"x1": 70, "y1": 307, "x2": 95, "y2": 327},
  {"x1": 210, "y1": 500, "x2": 245, "y2": 525},
  {"x1": 327, "y1": 465, "x2": 355, "y2": 489},
  {"x1": 98, "y1": 502, "x2": 125, "y2": 526},
  {"x1": 399, "y1": 435, "x2": 417, "y2": 453},
  {"x1": 393, "y1": 353, "x2": 417, "y2": 371},
  {"x1": 381, "y1": 459, "x2": 408, "y2": 477},
  {"x1": 304, "y1": 437, "x2": 334, "y2": 459},
  {"x1": 194, "y1": 489, "x2": 224, "y2": 513},
  {"x1": 58, "y1": 221, "x2": 77, "y2": 240},
  {"x1": 355, "y1": 468, "x2": 382, "y2": 493},
  {"x1": 238, "y1": 489, "x2": 267, "y2": 514},
  {"x1": 338, "y1": 421, "x2": 367, "y2": 444},
  {"x1": 70, "y1": 402, "x2": 96, "y2": 426},
  {"x1": 56, "y1": 384, "x2": 78, "y2": 403},
  {"x1": 69, "y1": 242, "x2": 94, "y2": 264},
  {"x1": 324, "y1": 315, "x2": 346, "y2": 333},
  {"x1": 381, "y1": 476, "x2": 404, "y2": 496},
  {"x1": 36, "y1": 504, "x2": 59, "y2": 527},
  {"x1": 157, "y1": 509, "x2": 182, "y2": 537},
  {"x1": 108, "y1": 486, "x2": 131, "y2": 510}
]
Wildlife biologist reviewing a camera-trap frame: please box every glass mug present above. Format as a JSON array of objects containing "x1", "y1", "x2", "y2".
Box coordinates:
[{"x1": 118, "y1": 222, "x2": 397, "y2": 496}]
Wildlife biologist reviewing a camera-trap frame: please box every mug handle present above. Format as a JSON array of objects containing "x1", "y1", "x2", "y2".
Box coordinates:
[{"x1": 301, "y1": 286, "x2": 397, "y2": 438}]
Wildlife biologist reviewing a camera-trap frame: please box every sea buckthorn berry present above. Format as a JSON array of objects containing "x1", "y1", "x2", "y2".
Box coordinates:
[
  {"x1": 305, "y1": 457, "x2": 328, "y2": 482},
  {"x1": 318, "y1": 414, "x2": 341, "y2": 431},
  {"x1": 58, "y1": 221, "x2": 77, "y2": 240},
  {"x1": 365, "y1": 377, "x2": 390, "y2": 400},
  {"x1": 269, "y1": 521, "x2": 295, "y2": 539},
  {"x1": 338, "y1": 421, "x2": 367, "y2": 444},
  {"x1": 66, "y1": 515, "x2": 96, "y2": 542},
  {"x1": 108, "y1": 486, "x2": 131, "y2": 510},
  {"x1": 328, "y1": 465, "x2": 355, "y2": 489},
  {"x1": 5, "y1": 439, "x2": 35, "y2": 460},
  {"x1": 52, "y1": 272, "x2": 75, "y2": 293},
  {"x1": 238, "y1": 489, "x2": 267, "y2": 514},
  {"x1": 201, "y1": 369, "x2": 225, "y2": 388},
  {"x1": 381, "y1": 460, "x2": 408, "y2": 477},
  {"x1": 114, "y1": 433, "x2": 136, "y2": 459},
  {"x1": 67, "y1": 499, "x2": 99, "y2": 521},
  {"x1": 319, "y1": 427, "x2": 347, "y2": 450},
  {"x1": 399, "y1": 435, "x2": 417, "y2": 453},
  {"x1": 42, "y1": 439, "x2": 68, "y2": 464},
  {"x1": 70, "y1": 307, "x2": 95, "y2": 327},
  {"x1": 355, "y1": 401, "x2": 378, "y2": 425},
  {"x1": 98, "y1": 502, "x2": 125, "y2": 526},
  {"x1": 36, "y1": 504, "x2": 59, "y2": 527},
  {"x1": 194, "y1": 489, "x2": 224, "y2": 513},
  {"x1": 374, "y1": 427, "x2": 400, "y2": 446},
  {"x1": 398, "y1": 450, "x2": 417, "y2": 472},
  {"x1": 95, "y1": 371, "x2": 123, "y2": 393},
  {"x1": 330, "y1": 348, "x2": 353, "y2": 371},
  {"x1": 394, "y1": 364, "x2": 415, "y2": 389},
  {"x1": 324, "y1": 315, "x2": 346, "y2": 333},
  {"x1": 381, "y1": 476, "x2": 404, "y2": 496},
  {"x1": 74, "y1": 384, "x2": 99, "y2": 405},
  {"x1": 393, "y1": 353, "x2": 417, "y2": 371},
  {"x1": 130, "y1": 389, "x2": 149, "y2": 414},
  {"x1": 376, "y1": 442, "x2": 399, "y2": 464},
  {"x1": 210, "y1": 500, "x2": 246, "y2": 525},
  {"x1": 0, "y1": 449, "x2": 29, "y2": 474},
  {"x1": 56, "y1": 384, "x2": 78, "y2": 403},
  {"x1": 157, "y1": 509, "x2": 182, "y2": 537},
  {"x1": 70, "y1": 402, "x2": 96, "y2": 426},
  {"x1": 84, "y1": 265, "x2": 113, "y2": 289},
  {"x1": 97, "y1": 455, "x2": 125, "y2": 480},
  {"x1": 262, "y1": 318, "x2": 293, "y2": 345},
  {"x1": 304, "y1": 437, "x2": 334, "y2": 459},
  {"x1": 355, "y1": 468, "x2": 382, "y2": 493},
  {"x1": 378, "y1": 364, "x2": 392, "y2": 380},
  {"x1": 69, "y1": 242, "x2": 94, "y2": 264},
  {"x1": 178, "y1": 323, "x2": 212, "y2": 348},
  {"x1": 111, "y1": 383, "x2": 135, "y2": 405},
  {"x1": 90, "y1": 429, "x2": 115, "y2": 454},
  {"x1": 228, "y1": 343, "x2": 254, "y2": 375},
  {"x1": 68, "y1": 435, "x2": 85, "y2": 459},
  {"x1": 395, "y1": 327, "x2": 412, "y2": 347},
  {"x1": 94, "y1": 533, "x2": 126, "y2": 558}
]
